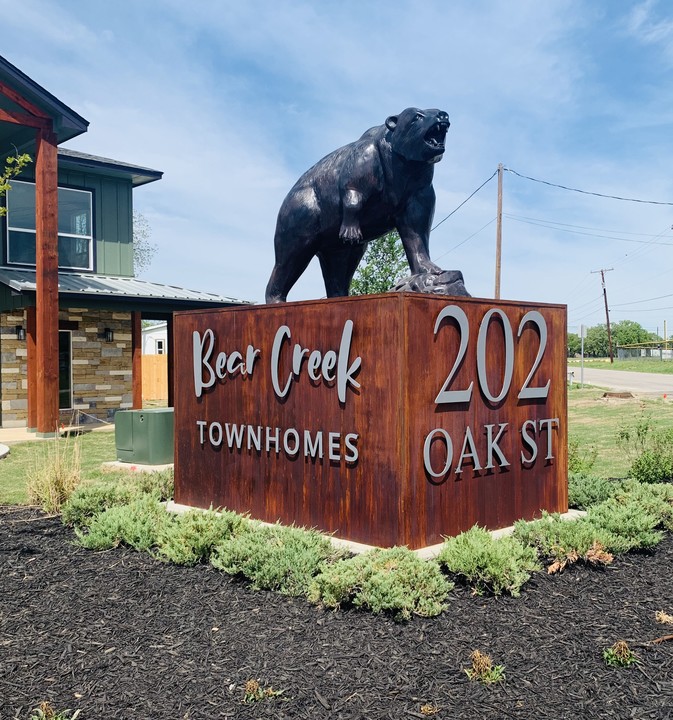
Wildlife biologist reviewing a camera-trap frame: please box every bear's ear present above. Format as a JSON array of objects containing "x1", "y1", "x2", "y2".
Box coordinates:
[{"x1": 385, "y1": 115, "x2": 398, "y2": 132}]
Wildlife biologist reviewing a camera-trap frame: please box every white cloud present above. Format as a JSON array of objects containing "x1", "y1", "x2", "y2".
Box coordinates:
[{"x1": 2, "y1": 0, "x2": 673, "y2": 330}]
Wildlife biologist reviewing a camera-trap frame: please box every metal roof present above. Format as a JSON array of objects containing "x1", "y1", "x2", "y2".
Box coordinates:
[
  {"x1": 0, "y1": 268, "x2": 249, "y2": 310},
  {"x1": 57, "y1": 148, "x2": 163, "y2": 187}
]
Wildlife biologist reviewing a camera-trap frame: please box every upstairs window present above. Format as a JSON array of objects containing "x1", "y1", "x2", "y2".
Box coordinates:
[{"x1": 6, "y1": 180, "x2": 93, "y2": 271}]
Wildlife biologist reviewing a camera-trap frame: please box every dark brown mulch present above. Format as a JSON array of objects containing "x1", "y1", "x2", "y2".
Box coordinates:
[{"x1": 1, "y1": 507, "x2": 672, "y2": 720}]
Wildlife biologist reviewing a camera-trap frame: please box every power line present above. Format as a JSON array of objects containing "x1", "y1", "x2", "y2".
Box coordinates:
[
  {"x1": 432, "y1": 170, "x2": 498, "y2": 231},
  {"x1": 504, "y1": 214, "x2": 673, "y2": 245},
  {"x1": 434, "y1": 218, "x2": 496, "y2": 262},
  {"x1": 502, "y1": 214, "x2": 669, "y2": 237},
  {"x1": 505, "y1": 167, "x2": 673, "y2": 206},
  {"x1": 612, "y1": 292, "x2": 673, "y2": 307}
]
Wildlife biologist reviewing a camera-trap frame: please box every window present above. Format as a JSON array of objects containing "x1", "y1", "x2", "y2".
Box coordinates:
[
  {"x1": 6, "y1": 180, "x2": 93, "y2": 270},
  {"x1": 156, "y1": 339, "x2": 165, "y2": 355}
]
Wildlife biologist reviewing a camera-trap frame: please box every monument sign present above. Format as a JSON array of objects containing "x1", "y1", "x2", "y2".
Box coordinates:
[{"x1": 174, "y1": 293, "x2": 567, "y2": 549}]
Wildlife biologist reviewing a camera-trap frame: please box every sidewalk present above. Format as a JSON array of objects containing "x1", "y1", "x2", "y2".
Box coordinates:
[{"x1": 0, "y1": 424, "x2": 115, "y2": 446}]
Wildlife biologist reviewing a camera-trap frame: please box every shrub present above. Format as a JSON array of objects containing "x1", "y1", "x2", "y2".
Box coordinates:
[
  {"x1": 568, "y1": 436, "x2": 598, "y2": 475},
  {"x1": 617, "y1": 414, "x2": 673, "y2": 483},
  {"x1": 587, "y1": 497, "x2": 663, "y2": 552},
  {"x1": 629, "y1": 449, "x2": 673, "y2": 484},
  {"x1": 131, "y1": 468, "x2": 174, "y2": 500},
  {"x1": 309, "y1": 546, "x2": 453, "y2": 620},
  {"x1": 62, "y1": 469, "x2": 174, "y2": 528},
  {"x1": 514, "y1": 493, "x2": 665, "y2": 569},
  {"x1": 26, "y1": 436, "x2": 82, "y2": 513},
  {"x1": 609, "y1": 479, "x2": 673, "y2": 531},
  {"x1": 437, "y1": 526, "x2": 540, "y2": 596},
  {"x1": 75, "y1": 495, "x2": 167, "y2": 551},
  {"x1": 155, "y1": 508, "x2": 246, "y2": 565},
  {"x1": 568, "y1": 473, "x2": 619, "y2": 510},
  {"x1": 61, "y1": 480, "x2": 140, "y2": 527},
  {"x1": 211, "y1": 523, "x2": 339, "y2": 596},
  {"x1": 513, "y1": 513, "x2": 615, "y2": 571}
]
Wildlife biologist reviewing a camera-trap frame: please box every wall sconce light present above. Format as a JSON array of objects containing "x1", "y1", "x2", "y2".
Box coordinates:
[
  {"x1": 15, "y1": 325, "x2": 25, "y2": 341},
  {"x1": 104, "y1": 328, "x2": 114, "y2": 343}
]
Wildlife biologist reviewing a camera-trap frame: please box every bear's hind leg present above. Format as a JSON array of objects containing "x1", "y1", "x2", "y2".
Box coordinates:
[{"x1": 317, "y1": 245, "x2": 367, "y2": 298}]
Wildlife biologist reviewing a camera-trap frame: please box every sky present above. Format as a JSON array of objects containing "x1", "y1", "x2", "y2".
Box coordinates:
[{"x1": 2, "y1": 0, "x2": 673, "y2": 336}]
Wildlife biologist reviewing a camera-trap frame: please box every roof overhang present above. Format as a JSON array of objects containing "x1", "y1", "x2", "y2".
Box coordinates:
[
  {"x1": 57, "y1": 148, "x2": 163, "y2": 187},
  {"x1": 0, "y1": 268, "x2": 250, "y2": 318},
  {"x1": 0, "y1": 54, "x2": 89, "y2": 155}
]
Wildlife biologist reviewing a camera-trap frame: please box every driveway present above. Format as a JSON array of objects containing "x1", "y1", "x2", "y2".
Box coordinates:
[{"x1": 568, "y1": 365, "x2": 673, "y2": 396}]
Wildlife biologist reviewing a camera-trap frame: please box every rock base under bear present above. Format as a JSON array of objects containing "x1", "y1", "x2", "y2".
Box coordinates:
[{"x1": 392, "y1": 269, "x2": 470, "y2": 297}]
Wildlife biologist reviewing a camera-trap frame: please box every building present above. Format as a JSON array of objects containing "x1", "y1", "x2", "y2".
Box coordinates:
[{"x1": 0, "y1": 54, "x2": 246, "y2": 433}]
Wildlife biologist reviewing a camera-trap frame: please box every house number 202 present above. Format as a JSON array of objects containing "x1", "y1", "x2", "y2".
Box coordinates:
[{"x1": 433, "y1": 306, "x2": 551, "y2": 405}]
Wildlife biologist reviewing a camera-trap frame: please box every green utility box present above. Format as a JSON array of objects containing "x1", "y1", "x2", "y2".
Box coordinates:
[{"x1": 115, "y1": 408, "x2": 174, "y2": 465}]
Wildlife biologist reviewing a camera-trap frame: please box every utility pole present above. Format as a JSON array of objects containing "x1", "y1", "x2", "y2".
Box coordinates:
[
  {"x1": 591, "y1": 268, "x2": 614, "y2": 363},
  {"x1": 495, "y1": 163, "x2": 503, "y2": 299}
]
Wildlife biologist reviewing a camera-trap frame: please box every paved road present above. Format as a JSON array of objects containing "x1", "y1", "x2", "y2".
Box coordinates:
[{"x1": 568, "y1": 366, "x2": 673, "y2": 395}]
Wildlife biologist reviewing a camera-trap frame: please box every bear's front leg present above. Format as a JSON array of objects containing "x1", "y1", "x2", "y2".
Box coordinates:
[{"x1": 339, "y1": 188, "x2": 365, "y2": 244}]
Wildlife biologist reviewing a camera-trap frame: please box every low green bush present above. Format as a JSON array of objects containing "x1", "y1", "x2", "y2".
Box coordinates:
[
  {"x1": 568, "y1": 473, "x2": 620, "y2": 510},
  {"x1": 608, "y1": 479, "x2": 673, "y2": 531},
  {"x1": 131, "y1": 468, "x2": 174, "y2": 500},
  {"x1": 514, "y1": 490, "x2": 665, "y2": 569},
  {"x1": 513, "y1": 512, "x2": 615, "y2": 568},
  {"x1": 437, "y1": 526, "x2": 540, "y2": 596},
  {"x1": 155, "y1": 508, "x2": 246, "y2": 565},
  {"x1": 308, "y1": 546, "x2": 453, "y2": 620},
  {"x1": 75, "y1": 495, "x2": 167, "y2": 551},
  {"x1": 61, "y1": 480, "x2": 139, "y2": 527},
  {"x1": 568, "y1": 435, "x2": 598, "y2": 475},
  {"x1": 61, "y1": 469, "x2": 174, "y2": 528},
  {"x1": 211, "y1": 523, "x2": 339, "y2": 596},
  {"x1": 586, "y1": 497, "x2": 663, "y2": 552}
]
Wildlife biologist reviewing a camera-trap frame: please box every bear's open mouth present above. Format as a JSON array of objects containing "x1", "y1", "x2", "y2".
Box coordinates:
[{"x1": 424, "y1": 122, "x2": 449, "y2": 151}]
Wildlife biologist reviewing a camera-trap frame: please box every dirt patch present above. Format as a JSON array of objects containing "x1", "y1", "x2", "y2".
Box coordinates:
[{"x1": 1, "y1": 506, "x2": 672, "y2": 719}]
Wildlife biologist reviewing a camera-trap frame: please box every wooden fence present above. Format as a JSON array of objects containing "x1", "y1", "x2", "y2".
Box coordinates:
[{"x1": 142, "y1": 354, "x2": 168, "y2": 401}]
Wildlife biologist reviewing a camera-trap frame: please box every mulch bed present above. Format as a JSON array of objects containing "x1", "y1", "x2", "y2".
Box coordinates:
[{"x1": 1, "y1": 506, "x2": 672, "y2": 720}]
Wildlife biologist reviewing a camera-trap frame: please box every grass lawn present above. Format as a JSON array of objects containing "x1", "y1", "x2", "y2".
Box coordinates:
[
  {"x1": 0, "y1": 430, "x2": 117, "y2": 505},
  {"x1": 568, "y1": 385, "x2": 673, "y2": 477},
  {"x1": 1, "y1": 387, "x2": 672, "y2": 504},
  {"x1": 568, "y1": 358, "x2": 673, "y2": 374}
]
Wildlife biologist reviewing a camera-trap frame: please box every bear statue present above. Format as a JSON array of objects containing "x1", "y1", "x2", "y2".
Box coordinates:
[{"x1": 265, "y1": 107, "x2": 469, "y2": 303}]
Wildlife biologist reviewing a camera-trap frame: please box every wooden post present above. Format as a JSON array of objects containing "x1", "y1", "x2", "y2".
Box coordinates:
[
  {"x1": 26, "y1": 306, "x2": 37, "y2": 431},
  {"x1": 494, "y1": 163, "x2": 503, "y2": 299},
  {"x1": 167, "y1": 315, "x2": 174, "y2": 408},
  {"x1": 132, "y1": 311, "x2": 143, "y2": 409},
  {"x1": 35, "y1": 128, "x2": 59, "y2": 436}
]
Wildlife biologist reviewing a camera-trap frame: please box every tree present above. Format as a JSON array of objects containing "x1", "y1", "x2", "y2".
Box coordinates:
[
  {"x1": 349, "y1": 231, "x2": 408, "y2": 295},
  {"x1": 611, "y1": 320, "x2": 652, "y2": 347},
  {"x1": 133, "y1": 210, "x2": 157, "y2": 276},
  {"x1": 0, "y1": 153, "x2": 32, "y2": 216},
  {"x1": 567, "y1": 332, "x2": 581, "y2": 357},
  {"x1": 583, "y1": 324, "x2": 609, "y2": 357}
]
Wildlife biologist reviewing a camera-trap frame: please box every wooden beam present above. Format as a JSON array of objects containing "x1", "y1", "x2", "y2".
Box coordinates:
[
  {"x1": 35, "y1": 127, "x2": 59, "y2": 436},
  {"x1": 0, "y1": 79, "x2": 51, "y2": 119},
  {"x1": 132, "y1": 312, "x2": 143, "y2": 409},
  {"x1": 167, "y1": 315, "x2": 174, "y2": 408},
  {"x1": 26, "y1": 306, "x2": 37, "y2": 431},
  {"x1": 0, "y1": 107, "x2": 50, "y2": 129}
]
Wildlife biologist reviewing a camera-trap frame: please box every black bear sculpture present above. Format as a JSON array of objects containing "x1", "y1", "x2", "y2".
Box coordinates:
[{"x1": 265, "y1": 107, "x2": 469, "y2": 303}]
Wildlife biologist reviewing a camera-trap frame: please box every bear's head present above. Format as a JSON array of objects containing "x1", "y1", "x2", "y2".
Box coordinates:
[{"x1": 385, "y1": 107, "x2": 450, "y2": 164}]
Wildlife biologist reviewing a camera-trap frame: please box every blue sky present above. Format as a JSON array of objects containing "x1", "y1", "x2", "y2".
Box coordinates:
[{"x1": 3, "y1": 0, "x2": 673, "y2": 335}]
